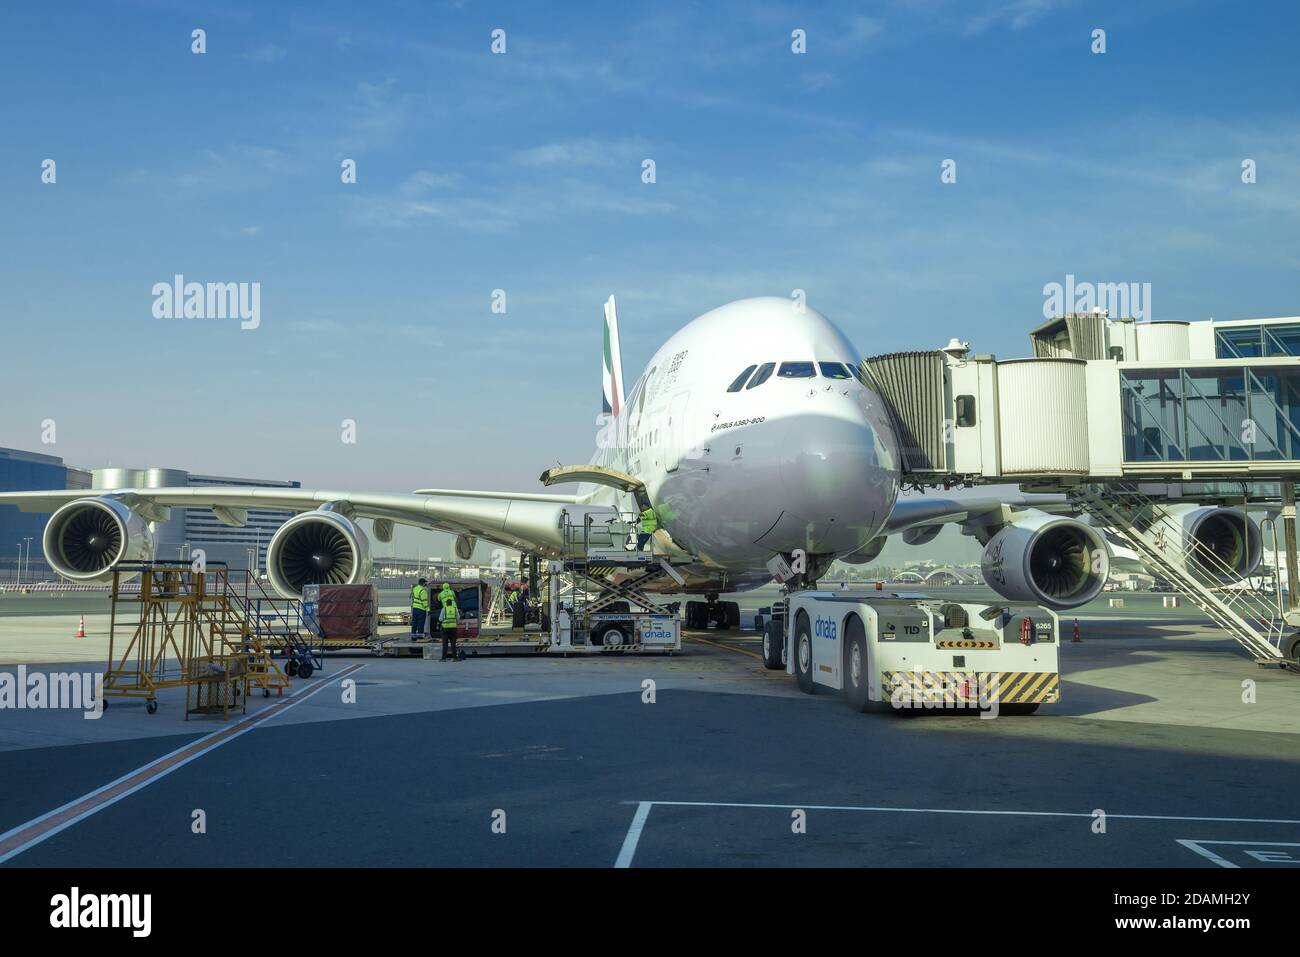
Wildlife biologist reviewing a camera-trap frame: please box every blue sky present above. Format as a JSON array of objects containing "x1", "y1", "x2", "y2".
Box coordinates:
[{"x1": 2, "y1": 0, "x2": 1298, "y2": 532}]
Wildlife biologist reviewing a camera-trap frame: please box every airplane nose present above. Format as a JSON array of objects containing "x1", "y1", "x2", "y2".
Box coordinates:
[{"x1": 779, "y1": 409, "x2": 897, "y2": 553}]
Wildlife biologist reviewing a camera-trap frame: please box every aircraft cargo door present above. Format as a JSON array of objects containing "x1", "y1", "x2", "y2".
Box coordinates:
[{"x1": 664, "y1": 391, "x2": 691, "y2": 473}]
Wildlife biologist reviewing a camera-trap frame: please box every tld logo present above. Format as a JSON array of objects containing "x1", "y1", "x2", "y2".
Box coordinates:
[{"x1": 814, "y1": 616, "x2": 837, "y2": 640}]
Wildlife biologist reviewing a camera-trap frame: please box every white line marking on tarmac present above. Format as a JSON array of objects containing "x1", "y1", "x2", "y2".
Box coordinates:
[
  {"x1": 0, "y1": 663, "x2": 366, "y2": 864},
  {"x1": 632, "y1": 800, "x2": 1300, "y2": 825},
  {"x1": 614, "y1": 801, "x2": 653, "y2": 868},
  {"x1": 1177, "y1": 839, "x2": 1300, "y2": 868}
]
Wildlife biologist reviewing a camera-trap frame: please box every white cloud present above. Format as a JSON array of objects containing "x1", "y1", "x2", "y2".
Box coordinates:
[
  {"x1": 963, "y1": 0, "x2": 1076, "y2": 34},
  {"x1": 512, "y1": 138, "x2": 645, "y2": 168},
  {"x1": 239, "y1": 44, "x2": 286, "y2": 63}
]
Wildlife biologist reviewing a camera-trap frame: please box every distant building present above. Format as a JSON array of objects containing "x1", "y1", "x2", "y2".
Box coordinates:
[{"x1": 0, "y1": 446, "x2": 90, "y2": 582}]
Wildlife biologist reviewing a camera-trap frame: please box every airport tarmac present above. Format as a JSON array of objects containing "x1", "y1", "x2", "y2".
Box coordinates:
[{"x1": 1, "y1": 601, "x2": 1298, "y2": 869}]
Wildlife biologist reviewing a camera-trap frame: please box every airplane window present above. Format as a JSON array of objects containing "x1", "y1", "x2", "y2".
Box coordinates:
[
  {"x1": 819, "y1": 362, "x2": 852, "y2": 379},
  {"x1": 746, "y1": 362, "x2": 776, "y2": 389},
  {"x1": 727, "y1": 365, "x2": 758, "y2": 392},
  {"x1": 777, "y1": 361, "x2": 816, "y2": 379}
]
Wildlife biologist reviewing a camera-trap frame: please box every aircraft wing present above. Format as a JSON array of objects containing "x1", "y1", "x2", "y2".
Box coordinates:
[
  {"x1": 0, "y1": 487, "x2": 588, "y2": 556},
  {"x1": 881, "y1": 491, "x2": 1074, "y2": 537}
]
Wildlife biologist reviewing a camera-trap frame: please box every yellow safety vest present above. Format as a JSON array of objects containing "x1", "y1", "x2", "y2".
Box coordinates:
[
  {"x1": 441, "y1": 597, "x2": 458, "y2": 626},
  {"x1": 640, "y1": 507, "x2": 658, "y2": 533},
  {"x1": 410, "y1": 584, "x2": 429, "y2": 611}
]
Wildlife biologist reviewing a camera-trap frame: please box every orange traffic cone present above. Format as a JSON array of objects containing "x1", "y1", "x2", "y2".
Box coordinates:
[
  {"x1": 75, "y1": 614, "x2": 85, "y2": 639},
  {"x1": 1072, "y1": 619, "x2": 1081, "y2": 643}
]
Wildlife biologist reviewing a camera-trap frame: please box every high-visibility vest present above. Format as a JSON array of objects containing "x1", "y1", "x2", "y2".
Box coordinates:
[
  {"x1": 441, "y1": 596, "x2": 458, "y2": 626},
  {"x1": 640, "y1": 506, "x2": 658, "y2": 533},
  {"x1": 509, "y1": 590, "x2": 520, "y2": 604},
  {"x1": 410, "y1": 584, "x2": 429, "y2": 611}
]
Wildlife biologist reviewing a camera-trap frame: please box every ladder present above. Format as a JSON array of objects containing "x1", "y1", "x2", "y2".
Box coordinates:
[
  {"x1": 1071, "y1": 484, "x2": 1288, "y2": 664},
  {"x1": 197, "y1": 571, "x2": 294, "y2": 695},
  {"x1": 234, "y1": 573, "x2": 320, "y2": 676}
]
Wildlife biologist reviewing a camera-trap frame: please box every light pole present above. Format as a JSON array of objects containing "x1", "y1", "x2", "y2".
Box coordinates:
[
  {"x1": 14, "y1": 544, "x2": 20, "y2": 589},
  {"x1": 22, "y1": 537, "x2": 32, "y2": 584}
]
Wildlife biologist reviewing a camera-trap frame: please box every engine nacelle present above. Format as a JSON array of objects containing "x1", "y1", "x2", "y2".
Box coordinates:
[
  {"x1": 1156, "y1": 504, "x2": 1262, "y2": 582},
  {"x1": 981, "y1": 514, "x2": 1109, "y2": 609},
  {"x1": 43, "y1": 497, "x2": 155, "y2": 582},
  {"x1": 839, "y1": 537, "x2": 885, "y2": 565},
  {"x1": 266, "y1": 509, "x2": 373, "y2": 598},
  {"x1": 454, "y1": 534, "x2": 477, "y2": 561}
]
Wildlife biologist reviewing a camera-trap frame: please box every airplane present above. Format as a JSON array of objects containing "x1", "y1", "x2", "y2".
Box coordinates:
[{"x1": 0, "y1": 296, "x2": 1264, "y2": 629}]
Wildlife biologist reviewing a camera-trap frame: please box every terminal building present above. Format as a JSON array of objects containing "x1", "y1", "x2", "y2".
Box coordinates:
[{"x1": 0, "y1": 447, "x2": 91, "y2": 582}]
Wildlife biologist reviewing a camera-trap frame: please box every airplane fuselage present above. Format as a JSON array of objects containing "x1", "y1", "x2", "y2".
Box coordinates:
[{"x1": 587, "y1": 297, "x2": 900, "y2": 592}]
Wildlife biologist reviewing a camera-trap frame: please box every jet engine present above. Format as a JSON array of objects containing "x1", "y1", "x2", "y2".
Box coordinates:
[
  {"x1": 980, "y1": 514, "x2": 1109, "y2": 609},
  {"x1": 43, "y1": 497, "x2": 155, "y2": 582},
  {"x1": 1155, "y1": 504, "x2": 1262, "y2": 582},
  {"x1": 266, "y1": 509, "x2": 373, "y2": 598}
]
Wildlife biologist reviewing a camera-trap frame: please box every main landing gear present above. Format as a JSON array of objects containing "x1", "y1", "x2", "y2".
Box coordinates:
[{"x1": 683, "y1": 593, "x2": 740, "y2": 630}]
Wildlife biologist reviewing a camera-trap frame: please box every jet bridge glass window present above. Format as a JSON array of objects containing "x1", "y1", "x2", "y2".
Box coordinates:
[
  {"x1": 1216, "y1": 324, "x2": 1300, "y2": 359},
  {"x1": 746, "y1": 362, "x2": 776, "y2": 389},
  {"x1": 777, "y1": 361, "x2": 816, "y2": 379},
  {"x1": 1121, "y1": 366, "x2": 1300, "y2": 462},
  {"x1": 1121, "y1": 370, "x2": 1185, "y2": 462},
  {"x1": 1268, "y1": 325, "x2": 1300, "y2": 357},
  {"x1": 1216, "y1": 327, "x2": 1265, "y2": 358},
  {"x1": 727, "y1": 365, "x2": 757, "y2": 392},
  {"x1": 819, "y1": 362, "x2": 852, "y2": 379}
]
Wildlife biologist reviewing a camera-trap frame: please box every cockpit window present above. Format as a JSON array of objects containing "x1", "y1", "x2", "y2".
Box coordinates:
[
  {"x1": 727, "y1": 365, "x2": 757, "y2": 392},
  {"x1": 777, "y1": 361, "x2": 816, "y2": 379},
  {"x1": 819, "y1": 362, "x2": 852, "y2": 379},
  {"x1": 746, "y1": 362, "x2": 776, "y2": 389}
]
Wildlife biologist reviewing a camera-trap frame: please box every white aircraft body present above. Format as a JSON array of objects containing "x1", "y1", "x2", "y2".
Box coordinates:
[{"x1": 0, "y1": 296, "x2": 1265, "y2": 612}]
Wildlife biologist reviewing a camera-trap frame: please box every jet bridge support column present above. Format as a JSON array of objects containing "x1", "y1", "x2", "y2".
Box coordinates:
[{"x1": 1284, "y1": 482, "x2": 1300, "y2": 623}]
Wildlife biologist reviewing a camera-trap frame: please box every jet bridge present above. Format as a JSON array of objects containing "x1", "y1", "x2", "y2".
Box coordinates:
[
  {"x1": 863, "y1": 312, "x2": 1300, "y2": 669},
  {"x1": 863, "y1": 322, "x2": 1300, "y2": 484}
]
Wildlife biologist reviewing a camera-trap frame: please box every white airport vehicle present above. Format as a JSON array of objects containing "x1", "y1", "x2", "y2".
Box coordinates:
[{"x1": 762, "y1": 591, "x2": 1061, "y2": 714}]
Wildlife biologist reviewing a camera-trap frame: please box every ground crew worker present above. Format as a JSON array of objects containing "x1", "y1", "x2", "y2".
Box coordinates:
[
  {"x1": 637, "y1": 504, "x2": 658, "y2": 550},
  {"x1": 410, "y1": 577, "x2": 430, "y2": 639},
  {"x1": 511, "y1": 585, "x2": 527, "y2": 629},
  {"x1": 438, "y1": 582, "x2": 460, "y2": 660}
]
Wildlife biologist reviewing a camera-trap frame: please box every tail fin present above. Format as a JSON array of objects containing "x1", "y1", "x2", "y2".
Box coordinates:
[{"x1": 601, "y1": 294, "x2": 625, "y2": 419}]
